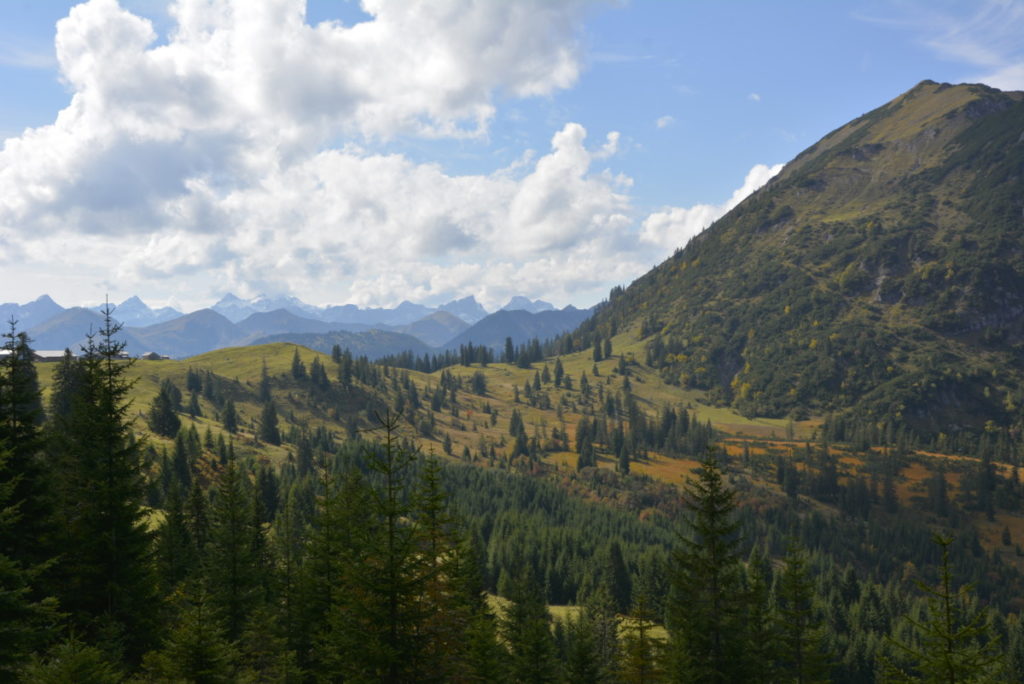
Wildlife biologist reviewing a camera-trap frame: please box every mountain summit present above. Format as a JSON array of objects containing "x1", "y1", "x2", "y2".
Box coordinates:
[{"x1": 586, "y1": 80, "x2": 1024, "y2": 434}]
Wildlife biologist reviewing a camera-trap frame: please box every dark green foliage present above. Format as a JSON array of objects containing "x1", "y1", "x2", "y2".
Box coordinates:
[
  {"x1": 619, "y1": 583, "x2": 664, "y2": 683},
  {"x1": 155, "y1": 482, "x2": 195, "y2": 594},
  {"x1": 501, "y1": 571, "x2": 560, "y2": 683},
  {"x1": 666, "y1": 450, "x2": 751, "y2": 682},
  {"x1": 776, "y1": 542, "x2": 832, "y2": 683},
  {"x1": 22, "y1": 638, "x2": 124, "y2": 683},
  {"x1": 147, "y1": 383, "x2": 180, "y2": 437},
  {"x1": 221, "y1": 398, "x2": 238, "y2": 433},
  {"x1": 0, "y1": 324, "x2": 52, "y2": 569},
  {"x1": 0, "y1": 447, "x2": 59, "y2": 679},
  {"x1": 46, "y1": 306, "x2": 159, "y2": 661},
  {"x1": 884, "y1": 535, "x2": 1004, "y2": 681},
  {"x1": 258, "y1": 400, "x2": 281, "y2": 445},
  {"x1": 205, "y1": 458, "x2": 264, "y2": 640},
  {"x1": 141, "y1": 583, "x2": 235, "y2": 682}
]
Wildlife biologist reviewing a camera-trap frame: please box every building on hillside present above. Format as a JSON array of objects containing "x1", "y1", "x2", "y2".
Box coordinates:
[{"x1": 34, "y1": 350, "x2": 71, "y2": 362}]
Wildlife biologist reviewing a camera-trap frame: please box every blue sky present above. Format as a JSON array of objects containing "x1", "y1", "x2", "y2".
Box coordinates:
[{"x1": 1, "y1": 0, "x2": 1022, "y2": 313}]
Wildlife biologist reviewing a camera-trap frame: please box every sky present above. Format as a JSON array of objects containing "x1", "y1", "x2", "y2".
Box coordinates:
[{"x1": 1, "y1": 0, "x2": 1023, "y2": 314}]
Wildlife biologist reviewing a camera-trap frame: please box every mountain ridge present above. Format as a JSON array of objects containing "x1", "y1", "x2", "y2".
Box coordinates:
[{"x1": 578, "y1": 80, "x2": 1024, "y2": 436}]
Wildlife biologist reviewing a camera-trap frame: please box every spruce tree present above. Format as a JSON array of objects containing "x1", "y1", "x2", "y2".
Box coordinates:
[
  {"x1": 147, "y1": 384, "x2": 180, "y2": 437},
  {"x1": 0, "y1": 447, "x2": 59, "y2": 679},
  {"x1": 619, "y1": 582, "x2": 664, "y2": 684},
  {"x1": 155, "y1": 482, "x2": 195, "y2": 595},
  {"x1": 259, "y1": 400, "x2": 281, "y2": 445},
  {"x1": 142, "y1": 582, "x2": 236, "y2": 682},
  {"x1": 501, "y1": 570, "x2": 560, "y2": 683},
  {"x1": 47, "y1": 305, "x2": 159, "y2": 661},
  {"x1": 0, "y1": 324, "x2": 51, "y2": 569},
  {"x1": 666, "y1": 449, "x2": 751, "y2": 682},
  {"x1": 776, "y1": 543, "x2": 831, "y2": 683},
  {"x1": 884, "y1": 534, "x2": 1004, "y2": 681},
  {"x1": 221, "y1": 399, "x2": 238, "y2": 434},
  {"x1": 205, "y1": 458, "x2": 263, "y2": 640}
]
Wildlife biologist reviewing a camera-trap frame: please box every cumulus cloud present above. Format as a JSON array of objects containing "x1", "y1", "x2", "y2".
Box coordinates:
[
  {"x1": 0, "y1": 0, "x2": 776, "y2": 312},
  {"x1": 0, "y1": 0, "x2": 594, "y2": 233},
  {"x1": 656, "y1": 115, "x2": 675, "y2": 128},
  {"x1": 748, "y1": 92, "x2": 761, "y2": 102},
  {"x1": 640, "y1": 162, "x2": 784, "y2": 251}
]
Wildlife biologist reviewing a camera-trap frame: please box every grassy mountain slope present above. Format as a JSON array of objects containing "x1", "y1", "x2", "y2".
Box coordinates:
[
  {"x1": 34, "y1": 336, "x2": 1024, "y2": 578},
  {"x1": 585, "y1": 81, "x2": 1024, "y2": 435}
]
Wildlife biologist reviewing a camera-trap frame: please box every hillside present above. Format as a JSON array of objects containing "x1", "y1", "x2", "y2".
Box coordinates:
[
  {"x1": 34, "y1": 335, "x2": 1024, "y2": 582},
  {"x1": 580, "y1": 80, "x2": 1024, "y2": 436}
]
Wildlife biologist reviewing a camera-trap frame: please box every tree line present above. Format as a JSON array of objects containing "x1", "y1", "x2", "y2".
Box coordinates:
[{"x1": 3, "y1": 313, "x2": 1024, "y2": 681}]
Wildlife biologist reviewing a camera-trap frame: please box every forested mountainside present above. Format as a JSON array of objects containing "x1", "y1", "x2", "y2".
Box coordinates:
[
  {"x1": 6, "y1": 306, "x2": 1024, "y2": 679},
  {"x1": 578, "y1": 81, "x2": 1024, "y2": 437}
]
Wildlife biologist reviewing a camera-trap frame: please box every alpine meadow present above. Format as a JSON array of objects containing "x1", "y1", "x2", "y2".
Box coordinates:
[{"x1": 3, "y1": 1, "x2": 1024, "y2": 682}]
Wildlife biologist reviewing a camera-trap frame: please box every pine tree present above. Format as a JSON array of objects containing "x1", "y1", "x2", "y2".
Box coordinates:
[
  {"x1": 884, "y1": 534, "x2": 1004, "y2": 681},
  {"x1": 259, "y1": 400, "x2": 281, "y2": 445},
  {"x1": 155, "y1": 482, "x2": 195, "y2": 595},
  {"x1": 620, "y1": 582, "x2": 664, "y2": 684},
  {"x1": 147, "y1": 384, "x2": 180, "y2": 437},
  {"x1": 666, "y1": 449, "x2": 751, "y2": 682},
  {"x1": 744, "y1": 546, "x2": 779, "y2": 684},
  {"x1": 205, "y1": 458, "x2": 263, "y2": 640},
  {"x1": 776, "y1": 542, "x2": 831, "y2": 683},
  {"x1": 221, "y1": 399, "x2": 238, "y2": 434},
  {"x1": 290, "y1": 347, "x2": 306, "y2": 380},
  {"x1": 141, "y1": 582, "x2": 236, "y2": 682},
  {"x1": 330, "y1": 414, "x2": 439, "y2": 681},
  {"x1": 47, "y1": 305, "x2": 159, "y2": 661},
  {"x1": 501, "y1": 570, "x2": 560, "y2": 683},
  {"x1": 0, "y1": 447, "x2": 59, "y2": 679},
  {"x1": 0, "y1": 324, "x2": 52, "y2": 569}
]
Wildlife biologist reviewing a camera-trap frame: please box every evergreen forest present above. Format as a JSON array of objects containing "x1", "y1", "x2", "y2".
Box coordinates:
[{"x1": 4, "y1": 307, "x2": 1024, "y2": 683}]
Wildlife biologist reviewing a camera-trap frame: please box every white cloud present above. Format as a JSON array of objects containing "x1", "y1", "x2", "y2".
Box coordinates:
[
  {"x1": 0, "y1": 0, "x2": 596, "y2": 235},
  {"x1": 748, "y1": 92, "x2": 761, "y2": 102},
  {"x1": 656, "y1": 115, "x2": 675, "y2": 128},
  {"x1": 0, "y1": 0, "x2": 778, "y2": 313},
  {"x1": 640, "y1": 162, "x2": 784, "y2": 251}
]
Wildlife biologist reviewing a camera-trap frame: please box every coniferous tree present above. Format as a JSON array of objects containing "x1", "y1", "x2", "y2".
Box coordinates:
[
  {"x1": 620, "y1": 582, "x2": 665, "y2": 684},
  {"x1": 47, "y1": 306, "x2": 159, "y2": 661},
  {"x1": 0, "y1": 447, "x2": 59, "y2": 679},
  {"x1": 0, "y1": 324, "x2": 52, "y2": 570},
  {"x1": 744, "y1": 547, "x2": 779, "y2": 684},
  {"x1": 776, "y1": 542, "x2": 831, "y2": 683},
  {"x1": 563, "y1": 611, "x2": 602, "y2": 683},
  {"x1": 884, "y1": 535, "x2": 1004, "y2": 681},
  {"x1": 205, "y1": 458, "x2": 263, "y2": 640},
  {"x1": 666, "y1": 449, "x2": 751, "y2": 683},
  {"x1": 501, "y1": 570, "x2": 560, "y2": 683},
  {"x1": 221, "y1": 399, "x2": 238, "y2": 434},
  {"x1": 329, "y1": 416, "x2": 441, "y2": 681},
  {"x1": 302, "y1": 467, "x2": 372, "y2": 677},
  {"x1": 147, "y1": 384, "x2": 180, "y2": 437},
  {"x1": 290, "y1": 347, "x2": 306, "y2": 380},
  {"x1": 155, "y1": 482, "x2": 195, "y2": 595},
  {"x1": 141, "y1": 582, "x2": 236, "y2": 682},
  {"x1": 258, "y1": 360, "x2": 272, "y2": 402},
  {"x1": 259, "y1": 400, "x2": 281, "y2": 446}
]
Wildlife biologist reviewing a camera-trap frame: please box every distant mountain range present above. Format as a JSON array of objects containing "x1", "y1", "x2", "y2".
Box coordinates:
[{"x1": 7, "y1": 292, "x2": 591, "y2": 359}]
